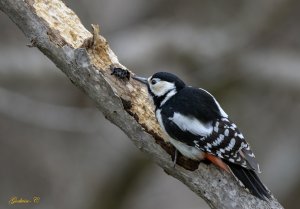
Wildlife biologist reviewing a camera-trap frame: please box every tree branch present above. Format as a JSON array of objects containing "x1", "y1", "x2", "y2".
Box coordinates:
[{"x1": 0, "y1": 0, "x2": 283, "y2": 208}]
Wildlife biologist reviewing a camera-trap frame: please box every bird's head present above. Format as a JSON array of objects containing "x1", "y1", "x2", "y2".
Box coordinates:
[{"x1": 133, "y1": 72, "x2": 186, "y2": 106}]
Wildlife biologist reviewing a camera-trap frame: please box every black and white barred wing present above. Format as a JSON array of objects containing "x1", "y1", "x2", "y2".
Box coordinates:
[
  {"x1": 200, "y1": 118, "x2": 261, "y2": 172},
  {"x1": 160, "y1": 109, "x2": 260, "y2": 172}
]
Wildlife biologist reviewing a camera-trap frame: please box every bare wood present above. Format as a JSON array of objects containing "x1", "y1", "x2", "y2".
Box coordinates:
[{"x1": 0, "y1": 0, "x2": 283, "y2": 208}]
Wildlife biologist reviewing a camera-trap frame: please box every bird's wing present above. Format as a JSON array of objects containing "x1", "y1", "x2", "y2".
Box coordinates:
[
  {"x1": 159, "y1": 87, "x2": 260, "y2": 172},
  {"x1": 197, "y1": 117, "x2": 261, "y2": 172},
  {"x1": 161, "y1": 108, "x2": 260, "y2": 172}
]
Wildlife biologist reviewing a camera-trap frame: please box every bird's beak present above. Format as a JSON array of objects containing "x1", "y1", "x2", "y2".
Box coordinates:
[{"x1": 132, "y1": 75, "x2": 148, "y2": 85}]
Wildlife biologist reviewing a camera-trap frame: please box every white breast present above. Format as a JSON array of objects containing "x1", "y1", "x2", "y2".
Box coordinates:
[
  {"x1": 169, "y1": 137, "x2": 205, "y2": 160},
  {"x1": 156, "y1": 109, "x2": 166, "y2": 132}
]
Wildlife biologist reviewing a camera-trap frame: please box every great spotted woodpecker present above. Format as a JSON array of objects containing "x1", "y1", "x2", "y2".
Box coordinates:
[{"x1": 133, "y1": 72, "x2": 271, "y2": 200}]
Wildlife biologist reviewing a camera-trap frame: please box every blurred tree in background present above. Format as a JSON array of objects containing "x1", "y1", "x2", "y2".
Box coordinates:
[{"x1": 0, "y1": 0, "x2": 300, "y2": 208}]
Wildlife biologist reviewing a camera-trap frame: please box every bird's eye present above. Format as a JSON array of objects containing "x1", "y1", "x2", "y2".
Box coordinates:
[{"x1": 151, "y1": 80, "x2": 157, "y2": 85}]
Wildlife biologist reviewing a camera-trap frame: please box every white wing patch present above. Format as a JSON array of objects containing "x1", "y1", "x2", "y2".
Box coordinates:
[{"x1": 168, "y1": 112, "x2": 213, "y2": 137}]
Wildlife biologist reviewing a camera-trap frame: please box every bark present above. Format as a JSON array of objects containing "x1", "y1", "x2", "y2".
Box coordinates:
[{"x1": 0, "y1": 0, "x2": 284, "y2": 208}]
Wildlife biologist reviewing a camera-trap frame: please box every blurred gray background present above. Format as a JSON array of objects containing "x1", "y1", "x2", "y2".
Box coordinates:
[{"x1": 0, "y1": 0, "x2": 299, "y2": 209}]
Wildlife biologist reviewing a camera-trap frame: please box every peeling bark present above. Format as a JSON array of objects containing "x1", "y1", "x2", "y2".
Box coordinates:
[{"x1": 0, "y1": 0, "x2": 284, "y2": 208}]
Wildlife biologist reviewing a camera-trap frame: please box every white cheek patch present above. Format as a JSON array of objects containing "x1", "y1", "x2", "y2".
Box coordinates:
[
  {"x1": 169, "y1": 112, "x2": 213, "y2": 137},
  {"x1": 150, "y1": 81, "x2": 175, "y2": 97}
]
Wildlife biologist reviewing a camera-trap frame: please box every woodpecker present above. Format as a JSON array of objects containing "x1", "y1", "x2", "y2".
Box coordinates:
[{"x1": 133, "y1": 72, "x2": 271, "y2": 200}]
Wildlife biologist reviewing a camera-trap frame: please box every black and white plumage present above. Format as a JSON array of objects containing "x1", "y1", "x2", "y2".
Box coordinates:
[{"x1": 133, "y1": 72, "x2": 271, "y2": 200}]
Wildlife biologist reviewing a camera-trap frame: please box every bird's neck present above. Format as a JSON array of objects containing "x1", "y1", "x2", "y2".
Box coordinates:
[{"x1": 153, "y1": 89, "x2": 177, "y2": 109}]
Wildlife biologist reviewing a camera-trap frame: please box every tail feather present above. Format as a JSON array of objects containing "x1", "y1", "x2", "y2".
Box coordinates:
[
  {"x1": 226, "y1": 161, "x2": 271, "y2": 201},
  {"x1": 247, "y1": 169, "x2": 271, "y2": 199}
]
